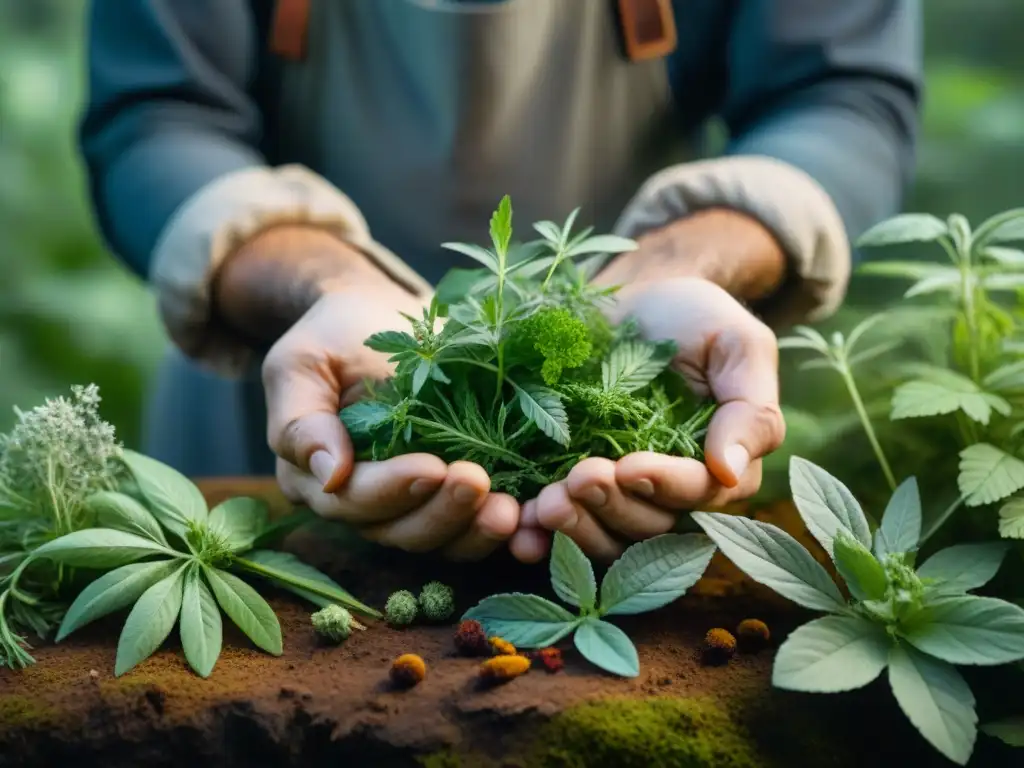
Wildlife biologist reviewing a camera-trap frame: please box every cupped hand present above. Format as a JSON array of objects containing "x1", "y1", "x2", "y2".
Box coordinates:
[
  {"x1": 509, "y1": 277, "x2": 785, "y2": 564},
  {"x1": 263, "y1": 283, "x2": 519, "y2": 560}
]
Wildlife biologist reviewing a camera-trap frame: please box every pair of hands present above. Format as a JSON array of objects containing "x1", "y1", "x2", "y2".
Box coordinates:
[{"x1": 264, "y1": 264, "x2": 786, "y2": 566}]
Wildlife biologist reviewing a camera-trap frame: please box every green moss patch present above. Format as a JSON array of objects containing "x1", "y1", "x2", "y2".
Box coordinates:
[{"x1": 0, "y1": 694, "x2": 59, "y2": 729}]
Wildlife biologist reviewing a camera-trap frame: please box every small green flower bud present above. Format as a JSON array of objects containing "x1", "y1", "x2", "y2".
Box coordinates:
[
  {"x1": 418, "y1": 581, "x2": 455, "y2": 622},
  {"x1": 385, "y1": 590, "x2": 418, "y2": 626},
  {"x1": 311, "y1": 604, "x2": 353, "y2": 643}
]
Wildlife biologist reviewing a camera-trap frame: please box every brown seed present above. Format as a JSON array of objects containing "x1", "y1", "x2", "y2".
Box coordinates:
[
  {"x1": 736, "y1": 618, "x2": 771, "y2": 652},
  {"x1": 702, "y1": 628, "x2": 737, "y2": 666},
  {"x1": 479, "y1": 654, "x2": 531, "y2": 683}
]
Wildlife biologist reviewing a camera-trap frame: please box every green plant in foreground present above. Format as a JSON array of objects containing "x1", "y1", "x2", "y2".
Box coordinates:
[
  {"x1": 462, "y1": 531, "x2": 716, "y2": 677},
  {"x1": 340, "y1": 196, "x2": 716, "y2": 499},
  {"x1": 311, "y1": 604, "x2": 361, "y2": 644},
  {"x1": 418, "y1": 581, "x2": 455, "y2": 622},
  {"x1": 693, "y1": 456, "x2": 1024, "y2": 766},
  {"x1": 27, "y1": 449, "x2": 379, "y2": 678},
  {"x1": 385, "y1": 590, "x2": 418, "y2": 626}
]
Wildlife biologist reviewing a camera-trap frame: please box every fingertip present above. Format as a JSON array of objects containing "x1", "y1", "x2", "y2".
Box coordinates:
[
  {"x1": 535, "y1": 483, "x2": 578, "y2": 531},
  {"x1": 509, "y1": 528, "x2": 551, "y2": 563},
  {"x1": 476, "y1": 494, "x2": 519, "y2": 540}
]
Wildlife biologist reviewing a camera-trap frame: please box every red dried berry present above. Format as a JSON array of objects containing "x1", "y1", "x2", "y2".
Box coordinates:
[
  {"x1": 453, "y1": 619, "x2": 489, "y2": 657},
  {"x1": 526, "y1": 647, "x2": 564, "y2": 673}
]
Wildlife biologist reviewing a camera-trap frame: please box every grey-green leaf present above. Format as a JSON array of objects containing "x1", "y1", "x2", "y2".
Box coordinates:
[
  {"x1": 462, "y1": 593, "x2": 579, "y2": 648},
  {"x1": 180, "y1": 568, "x2": 223, "y2": 678},
  {"x1": 855, "y1": 214, "x2": 948, "y2": 247},
  {"x1": 204, "y1": 567, "x2": 282, "y2": 655},
  {"x1": 981, "y1": 716, "x2": 1024, "y2": 747},
  {"x1": 32, "y1": 528, "x2": 178, "y2": 569},
  {"x1": 85, "y1": 490, "x2": 169, "y2": 547},
  {"x1": 114, "y1": 565, "x2": 188, "y2": 676},
  {"x1": 691, "y1": 512, "x2": 845, "y2": 612},
  {"x1": 916, "y1": 542, "x2": 1009, "y2": 593},
  {"x1": 874, "y1": 477, "x2": 921, "y2": 558},
  {"x1": 888, "y1": 643, "x2": 977, "y2": 766},
  {"x1": 339, "y1": 401, "x2": 395, "y2": 438},
  {"x1": 514, "y1": 383, "x2": 570, "y2": 446},
  {"x1": 601, "y1": 342, "x2": 671, "y2": 393},
  {"x1": 566, "y1": 235, "x2": 638, "y2": 257},
  {"x1": 958, "y1": 443, "x2": 1024, "y2": 507},
  {"x1": 789, "y1": 457, "x2": 871, "y2": 558},
  {"x1": 549, "y1": 532, "x2": 596, "y2": 610},
  {"x1": 56, "y1": 559, "x2": 181, "y2": 642},
  {"x1": 599, "y1": 533, "x2": 716, "y2": 616},
  {"x1": 973, "y1": 207, "x2": 1024, "y2": 246},
  {"x1": 208, "y1": 497, "x2": 269, "y2": 553},
  {"x1": 574, "y1": 618, "x2": 639, "y2": 678},
  {"x1": 901, "y1": 595, "x2": 1024, "y2": 666},
  {"x1": 121, "y1": 449, "x2": 208, "y2": 539},
  {"x1": 441, "y1": 242, "x2": 500, "y2": 272},
  {"x1": 833, "y1": 535, "x2": 888, "y2": 602},
  {"x1": 772, "y1": 614, "x2": 890, "y2": 693}
]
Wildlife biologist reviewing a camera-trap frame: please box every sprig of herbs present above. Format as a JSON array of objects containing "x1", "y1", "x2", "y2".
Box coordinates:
[
  {"x1": 340, "y1": 196, "x2": 716, "y2": 499},
  {"x1": 461, "y1": 530, "x2": 716, "y2": 677},
  {"x1": 693, "y1": 456, "x2": 1024, "y2": 766}
]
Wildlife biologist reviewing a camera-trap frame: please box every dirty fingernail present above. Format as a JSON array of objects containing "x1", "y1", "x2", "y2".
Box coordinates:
[
  {"x1": 410, "y1": 478, "x2": 442, "y2": 498},
  {"x1": 578, "y1": 485, "x2": 607, "y2": 508},
  {"x1": 626, "y1": 478, "x2": 655, "y2": 499},
  {"x1": 309, "y1": 451, "x2": 336, "y2": 488},
  {"x1": 724, "y1": 444, "x2": 750, "y2": 479},
  {"x1": 453, "y1": 484, "x2": 481, "y2": 505}
]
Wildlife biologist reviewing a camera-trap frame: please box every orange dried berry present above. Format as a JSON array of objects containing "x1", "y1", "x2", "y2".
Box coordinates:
[
  {"x1": 479, "y1": 654, "x2": 531, "y2": 684},
  {"x1": 736, "y1": 619, "x2": 771, "y2": 652},
  {"x1": 390, "y1": 653, "x2": 427, "y2": 688},
  {"x1": 489, "y1": 636, "x2": 516, "y2": 656},
  {"x1": 454, "y1": 619, "x2": 490, "y2": 657},
  {"x1": 702, "y1": 628, "x2": 737, "y2": 666},
  {"x1": 527, "y1": 647, "x2": 564, "y2": 674}
]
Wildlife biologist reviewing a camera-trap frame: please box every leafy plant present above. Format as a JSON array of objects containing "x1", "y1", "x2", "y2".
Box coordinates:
[
  {"x1": 461, "y1": 530, "x2": 716, "y2": 677},
  {"x1": 26, "y1": 449, "x2": 379, "y2": 678},
  {"x1": 692, "y1": 456, "x2": 1024, "y2": 765},
  {"x1": 339, "y1": 196, "x2": 716, "y2": 499}
]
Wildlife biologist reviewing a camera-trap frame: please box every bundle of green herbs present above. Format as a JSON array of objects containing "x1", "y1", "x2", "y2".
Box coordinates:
[{"x1": 340, "y1": 196, "x2": 716, "y2": 499}]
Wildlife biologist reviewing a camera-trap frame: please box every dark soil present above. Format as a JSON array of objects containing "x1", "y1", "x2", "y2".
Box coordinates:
[{"x1": 0, "y1": 485, "x2": 1016, "y2": 768}]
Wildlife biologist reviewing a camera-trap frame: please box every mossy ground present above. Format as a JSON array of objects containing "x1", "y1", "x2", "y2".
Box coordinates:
[{"x1": 0, "y1": 694, "x2": 59, "y2": 729}]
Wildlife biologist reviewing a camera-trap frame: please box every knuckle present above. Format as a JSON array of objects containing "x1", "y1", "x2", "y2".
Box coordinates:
[{"x1": 753, "y1": 401, "x2": 787, "y2": 449}]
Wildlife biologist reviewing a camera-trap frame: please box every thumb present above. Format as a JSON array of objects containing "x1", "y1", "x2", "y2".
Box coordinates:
[{"x1": 702, "y1": 323, "x2": 786, "y2": 488}]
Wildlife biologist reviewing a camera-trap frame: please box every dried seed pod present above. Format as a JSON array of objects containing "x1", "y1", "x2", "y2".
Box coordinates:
[
  {"x1": 390, "y1": 654, "x2": 427, "y2": 688},
  {"x1": 526, "y1": 647, "x2": 564, "y2": 674},
  {"x1": 489, "y1": 636, "x2": 516, "y2": 656},
  {"x1": 454, "y1": 619, "x2": 489, "y2": 657},
  {"x1": 479, "y1": 654, "x2": 531, "y2": 684},
  {"x1": 702, "y1": 628, "x2": 737, "y2": 666},
  {"x1": 736, "y1": 619, "x2": 771, "y2": 652}
]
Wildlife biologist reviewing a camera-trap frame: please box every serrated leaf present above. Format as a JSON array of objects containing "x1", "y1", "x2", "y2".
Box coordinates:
[
  {"x1": 574, "y1": 618, "x2": 639, "y2": 678},
  {"x1": 601, "y1": 342, "x2": 671, "y2": 393},
  {"x1": 916, "y1": 542, "x2": 1009, "y2": 593},
  {"x1": 85, "y1": 490, "x2": 169, "y2": 547},
  {"x1": 549, "y1": 532, "x2": 596, "y2": 610},
  {"x1": 121, "y1": 449, "x2": 208, "y2": 540},
  {"x1": 833, "y1": 534, "x2": 887, "y2": 602},
  {"x1": 691, "y1": 512, "x2": 845, "y2": 611},
  {"x1": 514, "y1": 382, "x2": 570, "y2": 446},
  {"x1": 490, "y1": 194, "x2": 513, "y2": 255},
  {"x1": 441, "y1": 242, "x2": 500, "y2": 272},
  {"x1": 958, "y1": 443, "x2": 1024, "y2": 507},
  {"x1": 856, "y1": 214, "x2": 948, "y2": 247},
  {"x1": 180, "y1": 568, "x2": 223, "y2": 678},
  {"x1": 981, "y1": 716, "x2": 1024, "y2": 747},
  {"x1": 599, "y1": 533, "x2": 716, "y2": 615},
  {"x1": 888, "y1": 643, "x2": 977, "y2": 766},
  {"x1": 789, "y1": 456, "x2": 871, "y2": 558},
  {"x1": 411, "y1": 358, "x2": 431, "y2": 396},
  {"x1": 998, "y1": 497, "x2": 1024, "y2": 539},
  {"x1": 462, "y1": 593, "x2": 579, "y2": 648},
  {"x1": 32, "y1": 528, "x2": 179, "y2": 569},
  {"x1": 772, "y1": 614, "x2": 890, "y2": 693},
  {"x1": 339, "y1": 401, "x2": 395, "y2": 438},
  {"x1": 208, "y1": 497, "x2": 269, "y2": 553},
  {"x1": 890, "y1": 379, "x2": 1010, "y2": 426},
  {"x1": 364, "y1": 331, "x2": 418, "y2": 354},
  {"x1": 874, "y1": 477, "x2": 922, "y2": 557},
  {"x1": 901, "y1": 595, "x2": 1024, "y2": 666},
  {"x1": 204, "y1": 567, "x2": 282, "y2": 655},
  {"x1": 115, "y1": 564, "x2": 187, "y2": 676}
]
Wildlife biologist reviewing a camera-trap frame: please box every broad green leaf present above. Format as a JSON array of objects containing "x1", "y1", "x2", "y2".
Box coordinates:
[
  {"x1": 204, "y1": 567, "x2": 282, "y2": 655},
  {"x1": 364, "y1": 331, "x2": 418, "y2": 354},
  {"x1": 904, "y1": 273, "x2": 960, "y2": 298},
  {"x1": 888, "y1": 643, "x2": 977, "y2": 766},
  {"x1": 890, "y1": 380, "x2": 1010, "y2": 426},
  {"x1": 85, "y1": 490, "x2": 169, "y2": 547},
  {"x1": 180, "y1": 568, "x2": 223, "y2": 678},
  {"x1": 566, "y1": 235, "x2": 638, "y2": 257},
  {"x1": 533, "y1": 220, "x2": 561, "y2": 242},
  {"x1": 789, "y1": 456, "x2": 871, "y2": 558},
  {"x1": 916, "y1": 542, "x2": 1009, "y2": 593},
  {"x1": 601, "y1": 342, "x2": 671, "y2": 393},
  {"x1": 691, "y1": 512, "x2": 845, "y2": 611},
  {"x1": 874, "y1": 477, "x2": 921, "y2": 558},
  {"x1": 462, "y1": 593, "x2": 579, "y2": 648},
  {"x1": 115, "y1": 565, "x2": 188, "y2": 676},
  {"x1": 209, "y1": 497, "x2": 269, "y2": 553},
  {"x1": 998, "y1": 497, "x2": 1024, "y2": 540},
  {"x1": 958, "y1": 443, "x2": 1024, "y2": 507},
  {"x1": 489, "y1": 194, "x2": 513, "y2": 256},
  {"x1": 574, "y1": 618, "x2": 639, "y2": 678},
  {"x1": 974, "y1": 207, "x2": 1024, "y2": 246},
  {"x1": 772, "y1": 614, "x2": 890, "y2": 693},
  {"x1": 901, "y1": 596, "x2": 1024, "y2": 666},
  {"x1": 411, "y1": 358, "x2": 431, "y2": 396},
  {"x1": 983, "y1": 360, "x2": 1024, "y2": 394},
  {"x1": 833, "y1": 534, "x2": 887, "y2": 602},
  {"x1": 121, "y1": 449, "x2": 208, "y2": 539},
  {"x1": 599, "y1": 533, "x2": 716, "y2": 615},
  {"x1": 855, "y1": 214, "x2": 948, "y2": 247},
  {"x1": 56, "y1": 559, "x2": 181, "y2": 641},
  {"x1": 514, "y1": 382, "x2": 570, "y2": 446},
  {"x1": 549, "y1": 532, "x2": 596, "y2": 610},
  {"x1": 339, "y1": 401, "x2": 394, "y2": 438},
  {"x1": 440, "y1": 242, "x2": 499, "y2": 272},
  {"x1": 32, "y1": 528, "x2": 178, "y2": 569},
  {"x1": 983, "y1": 273, "x2": 1024, "y2": 291},
  {"x1": 980, "y1": 246, "x2": 1024, "y2": 266},
  {"x1": 982, "y1": 716, "x2": 1024, "y2": 747}
]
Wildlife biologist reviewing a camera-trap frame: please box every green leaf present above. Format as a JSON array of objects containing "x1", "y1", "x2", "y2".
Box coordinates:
[
  {"x1": 890, "y1": 379, "x2": 1010, "y2": 426},
  {"x1": 601, "y1": 342, "x2": 672, "y2": 393},
  {"x1": 901, "y1": 596, "x2": 1024, "y2": 666},
  {"x1": 440, "y1": 242, "x2": 499, "y2": 272},
  {"x1": 180, "y1": 568, "x2": 223, "y2": 678},
  {"x1": 121, "y1": 449, "x2": 208, "y2": 539},
  {"x1": 958, "y1": 443, "x2": 1024, "y2": 507},
  {"x1": 789, "y1": 456, "x2": 871, "y2": 558},
  {"x1": 340, "y1": 401, "x2": 395, "y2": 438},
  {"x1": 549, "y1": 532, "x2": 596, "y2": 611},
  {"x1": 833, "y1": 534, "x2": 888, "y2": 602},
  {"x1": 855, "y1": 214, "x2": 948, "y2": 247},
  {"x1": 462, "y1": 593, "x2": 579, "y2": 648},
  {"x1": 904, "y1": 272, "x2": 961, "y2": 298},
  {"x1": 411, "y1": 358, "x2": 431, "y2": 396},
  {"x1": 566, "y1": 235, "x2": 637, "y2": 257},
  {"x1": 56, "y1": 559, "x2": 182, "y2": 642},
  {"x1": 983, "y1": 360, "x2": 1024, "y2": 394},
  {"x1": 983, "y1": 273, "x2": 1024, "y2": 291},
  {"x1": 574, "y1": 618, "x2": 639, "y2": 678},
  {"x1": 979, "y1": 245, "x2": 1024, "y2": 267},
  {"x1": 514, "y1": 382, "x2": 570, "y2": 447},
  {"x1": 998, "y1": 497, "x2": 1024, "y2": 540},
  {"x1": 364, "y1": 331, "x2": 418, "y2": 354},
  {"x1": 772, "y1": 614, "x2": 890, "y2": 693},
  {"x1": 85, "y1": 490, "x2": 169, "y2": 547},
  {"x1": 691, "y1": 512, "x2": 845, "y2": 612},
  {"x1": 887, "y1": 643, "x2": 977, "y2": 766},
  {"x1": 489, "y1": 194, "x2": 513, "y2": 256},
  {"x1": 981, "y1": 716, "x2": 1024, "y2": 747},
  {"x1": 974, "y1": 207, "x2": 1024, "y2": 246},
  {"x1": 115, "y1": 564, "x2": 188, "y2": 677},
  {"x1": 916, "y1": 542, "x2": 1009, "y2": 593},
  {"x1": 599, "y1": 533, "x2": 716, "y2": 616},
  {"x1": 874, "y1": 477, "x2": 922, "y2": 558},
  {"x1": 204, "y1": 566, "x2": 282, "y2": 655},
  {"x1": 32, "y1": 528, "x2": 178, "y2": 569},
  {"x1": 209, "y1": 497, "x2": 269, "y2": 553}
]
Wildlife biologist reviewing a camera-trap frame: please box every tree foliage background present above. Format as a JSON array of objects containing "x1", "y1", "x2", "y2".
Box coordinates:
[{"x1": 1, "y1": 1, "x2": 1022, "y2": 482}]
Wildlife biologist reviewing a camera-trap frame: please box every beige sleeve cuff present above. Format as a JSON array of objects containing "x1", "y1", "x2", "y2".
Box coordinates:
[
  {"x1": 612, "y1": 155, "x2": 851, "y2": 327},
  {"x1": 150, "y1": 164, "x2": 432, "y2": 378}
]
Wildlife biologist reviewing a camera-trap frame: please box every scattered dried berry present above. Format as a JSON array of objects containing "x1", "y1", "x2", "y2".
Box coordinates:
[
  {"x1": 736, "y1": 618, "x2": 771, "y2": 652},
  {"x1": 390, "y1": 654, "x2": 427, "y2": 688},
  {"x1": 385, "y1": 590, "x2": 419, "y2": 626},
  {"x1": 418, "y1": 581, "x2": 455, "y2": 622},
  {"x1": 454, "y1": 619, "x2": 490, "y2": 657},
  {"x1": 702, "y1": 628, "x2": 737, "y2": 666},
  {"x1": 489, "y1": 636, "x2": 516, "y2": 656},
  {"x1": 526, "y1": 647, "x2": 564, "y2": 673},
  {"x1": 479, "y1": 654, "x2": 531, "y2": 684}
]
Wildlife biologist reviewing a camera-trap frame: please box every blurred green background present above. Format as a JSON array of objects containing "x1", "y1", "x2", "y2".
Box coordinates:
[{"x1": 1, "y1": 1, "x2": 1022, "y2": 472}]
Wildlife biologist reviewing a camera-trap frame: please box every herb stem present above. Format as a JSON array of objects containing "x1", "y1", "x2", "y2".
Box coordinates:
[
  {"x1": 231, "y1": 558, "x2": 381, "y2": 619},
  {"x1": 918, "y1": 494, "x2": 965, "y2": 545},
  {"x1": 838, "y1": 360, "x2": 896, "y2": 491}
]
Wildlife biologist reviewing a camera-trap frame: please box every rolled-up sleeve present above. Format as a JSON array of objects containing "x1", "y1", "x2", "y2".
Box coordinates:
[{"x1": 615, "y1": 0, "x2": 923, "y2": 326}]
